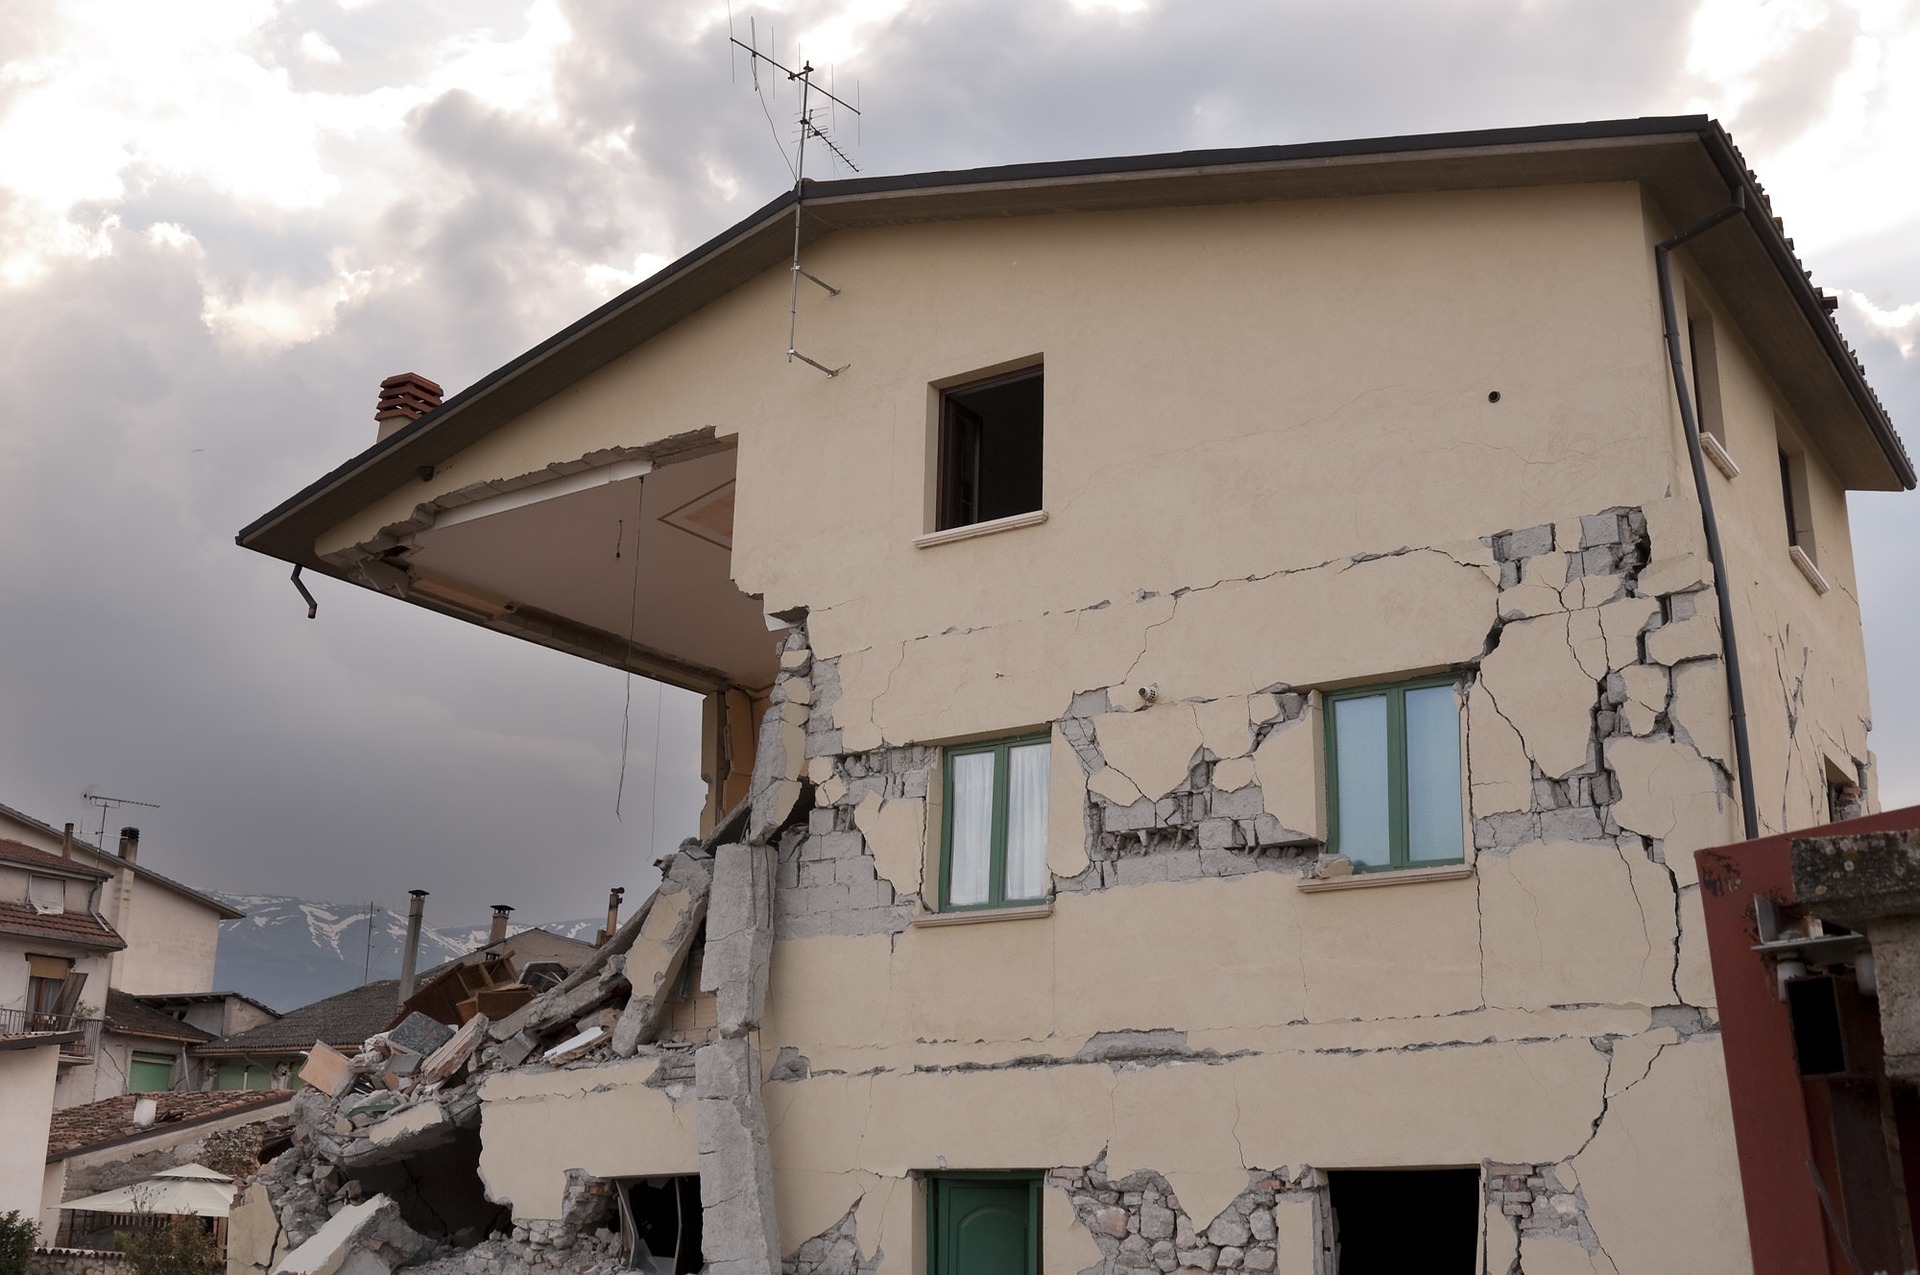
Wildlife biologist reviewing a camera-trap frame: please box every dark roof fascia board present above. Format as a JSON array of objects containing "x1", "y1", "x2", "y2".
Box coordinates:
[
  {"x1": 1693, "y1": 121, "x2": 1913, "y2": 488},
  {"x1": 238, "y1": 115, "x2": 1908, "y2": 560}
]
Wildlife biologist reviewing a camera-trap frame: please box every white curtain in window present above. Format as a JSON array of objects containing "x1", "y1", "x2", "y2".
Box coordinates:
[
  {"x1": 1405, "y1": 685, "x2": 1464, "y2": 861},
  {"x1": 27, "y1": 875, "x2": 64, "y2": 914},
  {"x1": 1334, "y1": 695, "x2": 1391, "y2": 866},
  {"x1": 1004, "y1": 742, "x2": 1051, "y2": 901},
  {"x1": 948, "y1": 752, "x2": 995, "y2": 906}
]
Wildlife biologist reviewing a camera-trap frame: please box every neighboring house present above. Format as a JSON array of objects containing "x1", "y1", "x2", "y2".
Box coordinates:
[
  {"x1": 38, "y1": 1089, "x2": 290, "y2": 1245},
  {"x1": 0, "y1": 839, "x2": 123, "y2": 1092},
  {"x1": 0, "y1": 804, "x2": 245, "y2": 995},
  {"x1": 237, "y1": 119, "x2": 1913, "y2": 1274}
]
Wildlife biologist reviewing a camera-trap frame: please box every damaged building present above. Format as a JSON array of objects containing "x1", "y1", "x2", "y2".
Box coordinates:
[{"x1": 234, "y1": 118, "x2": 1914, "y2": 1274}]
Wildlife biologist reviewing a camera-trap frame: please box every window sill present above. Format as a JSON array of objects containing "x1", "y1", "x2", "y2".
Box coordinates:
[
  {"x1": 914, "y1": 510, "x2": 1048, "y2": 549},
  {"x1": 909, "y1": 901, "x2": 1054, "y2": 927},
  {"x1": 1297, "y1": 864, "x2": 1474, "y2": 893},
  {"x1": 1789, "y1": 545, "x2": 1829, "y2": 595},
  {"x1": 1702, "y1": 434, "x2": 1740, "y2": 480}
]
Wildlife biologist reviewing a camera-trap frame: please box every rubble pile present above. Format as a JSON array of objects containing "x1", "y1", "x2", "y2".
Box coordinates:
[{"x1": 234, "y1": 842, "x2": 722, "y2": 1275}]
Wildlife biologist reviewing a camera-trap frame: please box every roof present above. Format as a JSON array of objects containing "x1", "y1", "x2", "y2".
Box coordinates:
[
  {"x1": 104, "y1": 989, "x2": 215, "y2": 1044},
  {"x1": 45, "y1": 1090, "x2": 289, "y2": 1161},
  {"x1": 237, "y1": 117, "x2": 1910, "y2": 576},
  {"x1": 0, "y1": 803, "x2": 244, "y2": 921},
  {"x1": 193, "y1": 978, "x2": 401, "y2": 1057},
  {"x1": 0, "y1": 899, "x2": 125, "y2": 951},
  {"x1": 0, "y1": 838, "x2": 111, "y2": 881},
  {"x1": 133, "y1": 990, "x2": 280, "y2": 1018},
  {"x1": 450, "y1": 927, "x2": 596, "y2": 972}
]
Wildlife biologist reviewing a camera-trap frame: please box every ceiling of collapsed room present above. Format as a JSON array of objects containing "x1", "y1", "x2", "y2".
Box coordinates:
[{"x1": 403, "y1": 448, "x2": 779, "y2": 693}]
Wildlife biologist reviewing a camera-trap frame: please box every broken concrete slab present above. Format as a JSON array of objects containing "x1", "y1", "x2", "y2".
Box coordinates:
[
  {"x1": 418, "y1": 1013, "x2": 489, "y2": 1087},
  {"x1": 853, "y1": 792, "x2": 925, "y2": 898},
  {"x1": 1479, "y1": 613, "x2": 1598, "y2": 780},
  {"x1": 542, "y1": 1026, "x2": 607, "y2": 1065},
  {"x1": 703, "y1": 841, "x2": 774, "y2": 1039},
  {"x1": 611, "y1": 861, "x2": 713, "y2": 1055},
  {"x1": 387, "y1": 1012, "x2": 455, "y2": 1058},
  {"x1": 272, "y1": 1194, "x2": 430, "y2": 1275},
  {"x1": 299, "y1": 1041, "x2": 355, "y2": 1099}
]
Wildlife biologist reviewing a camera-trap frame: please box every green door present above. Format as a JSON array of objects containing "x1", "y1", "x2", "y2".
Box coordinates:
[{"x1": 930, "y1": 1175, "x2": 1038, "y2": 1275}]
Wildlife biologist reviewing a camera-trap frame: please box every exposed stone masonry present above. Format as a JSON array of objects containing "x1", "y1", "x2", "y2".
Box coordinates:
[{"x1": 1054, "y1": 1158, "x2": 1313, "y2": 1274}]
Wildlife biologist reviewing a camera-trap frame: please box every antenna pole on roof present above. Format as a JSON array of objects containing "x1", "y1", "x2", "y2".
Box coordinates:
[
  {"x1": 728, "y1": 17, "x2": 861, "y2": 377},
  {"x1": 81, "y1": 789, "x2": 160, "y2": 853}
]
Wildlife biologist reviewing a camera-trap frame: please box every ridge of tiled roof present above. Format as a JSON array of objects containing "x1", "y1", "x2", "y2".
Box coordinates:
[
  {"x1": 0, "y1": 899, "x2": 125, "y2": 950},
  {"x1": 0, "y1": 838, "x2": 111, "y2": 880},
  {"x1": 45, "y1": 1089, "x2": 289, "y2": 1161},
  {"x1": 104, "y1": 989, "x2": 215, "y2": 1044},
  {"x1": 194, "y1": 979, "x2": 401, "y2": 1056}
]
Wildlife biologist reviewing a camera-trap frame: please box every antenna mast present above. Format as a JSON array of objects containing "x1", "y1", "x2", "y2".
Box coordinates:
[
  {"x1": 730, "y1": 18, "x2": 861, "y2": 377},
  {"x1": 81, "y1": 789, "x2": 160, "y2": 850}
]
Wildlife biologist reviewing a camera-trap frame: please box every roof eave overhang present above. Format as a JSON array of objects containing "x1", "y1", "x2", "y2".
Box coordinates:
[{"x1": 237, "y1": 116, "x2": 1910, "y2": 576}]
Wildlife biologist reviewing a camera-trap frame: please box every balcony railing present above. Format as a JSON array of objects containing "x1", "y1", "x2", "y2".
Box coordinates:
[{"x1": 0, "y1": 1007, "x2": 104, "y2": 1060}]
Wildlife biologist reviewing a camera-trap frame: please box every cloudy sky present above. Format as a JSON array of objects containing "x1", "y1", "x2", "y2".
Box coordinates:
[{"x1": 1, "y1": 0, "x2": 1915, "y2": 928}]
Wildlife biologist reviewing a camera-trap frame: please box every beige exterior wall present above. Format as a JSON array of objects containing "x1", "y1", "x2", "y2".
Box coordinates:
[
  {"x1": 0, "y1": 1043, "x2": 61, "y2": 1220},
  {"x1": 310, "y1": 181, "x2": 1897, "y2": 1272},
  {"x1": 106, "y1": 874, "x2": 220, "y2": 995}
]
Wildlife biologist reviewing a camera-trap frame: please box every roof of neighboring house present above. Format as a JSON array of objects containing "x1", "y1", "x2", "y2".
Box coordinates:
[
  {"x1": 0, "y1": 803, "x2": 244, "y2": 920},
  {"x1": 0, "y1": 899, "x2": 125, "y2": 951},
  {"x1": 45, "y1": 1090, "x2": 290, "y2": 1162},
  {"x1": 0, "y1": 839, "x2": 112, "y2": 881},
  {"x1": 193, "y1": 979, "x2": 401, "y2": 1057},
  {"x1": 104, "y1": 989, "x2": 215, "y2": 1044},
  {"x1": 458, "y1": 927, "x2": 596, "y2": 971},
  {"x1": 236, "y1": 118, "x2": 1910, "y2": 580},
  {"x1": 133, "y1": 990, "x2": 280, "y2": 1018}
]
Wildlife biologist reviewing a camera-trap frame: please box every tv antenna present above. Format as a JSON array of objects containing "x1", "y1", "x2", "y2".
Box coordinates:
[
  {"x1": 81, "y1": 789, "x2": 160, "y2": 851},
  {"x1": 729, "y1": 13, "x2": 861, "y2": 378}
]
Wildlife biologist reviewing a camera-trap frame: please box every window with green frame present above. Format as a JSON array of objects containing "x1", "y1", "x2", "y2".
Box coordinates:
[
  {"x1": 926, "y1": 1173, "x2": 1040, "y2": 1275},
  {"x1": 940, "y1": 734, "x2": 1050, "y2": 911},
  {"x1": 128, "y1": 1050, "x2": 174, "y2": 1093},
  {"x1": 1325, "y1": 678, "x2": 1465, "y2": 871}
]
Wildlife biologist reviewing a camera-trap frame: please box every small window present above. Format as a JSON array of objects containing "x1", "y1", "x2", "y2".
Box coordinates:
[
  {"x1": 936, "y1": 368, "x2": 1043, "y2": 531},
  {"x1": 1686, "y1": 309, "x2": 1726, "y2": 446},
  {"x1": 129, "y1": 1051, "x2": 175, "y2": 1093},
  {"x1": 927, "y1": 1173, "x2": 1040, "y2": 1275},
  {"x1": 1327, "y1": 1168, "x2": 1479, "y2": 1274},
  {"x1": 940, "y1": 735, "x2": 1050, "y2": 910},
  {"x1": 27, "y1": 875, "x2": 64, "y2": 914},
  {"x1": 1779, "y1": 444, "x2": 1817, "y2": 561},
  {"x1": 1326, "y1": 680, "x2": 1464, "y2": 871}
]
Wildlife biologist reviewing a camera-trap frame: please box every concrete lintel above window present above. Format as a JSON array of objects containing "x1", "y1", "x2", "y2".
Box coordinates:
[
  {"x1": 1297, "y1": 864, "x2": 1475, "y2": 893},
  {"x1": 1790, "y1": 545, "x2": 1830, "y2": 595},
  {"x1": 914, "y1": 509, "x2": 1048, "y2": 549},
  {"x1": 910, "y1": 901, "x2": 1054, "y2": 927}
]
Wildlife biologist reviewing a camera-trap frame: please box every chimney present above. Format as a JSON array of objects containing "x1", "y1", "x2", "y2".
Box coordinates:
[
  {"x1": 132, "y1": 1097, "x2": 157, "y2": 1129},
  {"x1": 118, "y1": 827, "x2": 140, "y2": 864},
  {"x1": 375, "y1": 373, "x2": 443, "y2": 442},
  {"x1": 488, "y1": 905, "x2": 514, "y2": 946},
  {"x1": 397, "y1": 889, "x2": 428, "y2": 1006},
  {"x1": 598, "y1": 887, "x2": 626, "y2": 946},
  {"x1": 62, "y1": 823, "x2": 74, "y2": 859}
]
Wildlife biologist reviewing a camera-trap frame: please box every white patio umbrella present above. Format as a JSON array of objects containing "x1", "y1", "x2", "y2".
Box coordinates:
[{"x1": 59, "y1": 1165, "x2": 237, "y2": 1218}]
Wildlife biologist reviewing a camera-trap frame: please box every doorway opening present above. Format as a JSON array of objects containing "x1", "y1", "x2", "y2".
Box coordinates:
[{"x1": 1327, "y1": 1167, "x2": 1479, "y2": 1274}]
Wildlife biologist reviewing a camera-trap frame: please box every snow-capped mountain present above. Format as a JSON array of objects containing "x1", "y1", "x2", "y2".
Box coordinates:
[{"x1": 211, "y1": 894, "x2": 599, "y2": 1013}]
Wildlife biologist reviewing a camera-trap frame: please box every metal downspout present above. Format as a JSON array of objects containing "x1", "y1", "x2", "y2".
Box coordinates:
[{"x1": 1653, "y1": 193, "x2": 1760, "y2": 841}]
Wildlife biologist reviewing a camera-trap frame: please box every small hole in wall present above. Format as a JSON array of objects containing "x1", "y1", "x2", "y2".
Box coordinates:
[{"x1": 1487, "y1": 391, "x2": 1502, "y2": 403}]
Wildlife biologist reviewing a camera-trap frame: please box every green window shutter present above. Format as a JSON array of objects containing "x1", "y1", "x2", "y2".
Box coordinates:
[
  {"x1": 217, "y1": 1063, "x2": 251, "y2": 1091},
  {"x1": 129, "y1": 1051, "x2": 173, "y2": 1093},
  {"x1": 1327, "y1": 679, "x2": 1465, "y2": 871},
  {"x1": 929, "y1": 1175, "x2": 1040, "y2": 1275}
]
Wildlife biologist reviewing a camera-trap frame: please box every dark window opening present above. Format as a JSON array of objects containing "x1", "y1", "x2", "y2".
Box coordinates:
[
  {"x1": 1686, "y1": 312, "x2": 1725, "y2": 444},
  {"x1": 620, "y1": 1176, "x2": 702, "y2": 1273},
  {"x1": 937, "y1": 369, "x2": 1043, "y2": 531},
  {"x1": 1328, "y1": 1168, "x2": 1478, "y2": 1275},
  {"x1": 1788, "y1": 975, "x2": 1849, "y2": 1076},
  {"x1": 1780, "y1": 450, "x2": 1801, "y2": 548}
]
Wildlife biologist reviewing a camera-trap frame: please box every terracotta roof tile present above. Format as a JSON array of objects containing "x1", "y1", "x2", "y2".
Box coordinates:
[
  {"x1": 46, "y1": 1089, "x2": 290, "y2": 1160},
  {"x1": 0, "y1": 839, "x2": 111, "y2": 880},
  {"x1": 195, "y1": 979, "x2": 400, "y2": 1056},
  {"x1": 0, "y1": 900, "x2": 124, "y2": 950},
  {"x1": 104, "y1": 990, "x2": 214, "y2": 1044}
]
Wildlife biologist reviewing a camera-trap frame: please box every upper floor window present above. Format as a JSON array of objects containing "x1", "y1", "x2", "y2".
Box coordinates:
[
  {"x1": 936, "y1": 368, "x2": 1043, "y2": 531},
  {"x1": 27, "y1": 874, "x2": 64, "y2": 914},
  {"x1": 1686, "y1": 309, "x2": 1726, "y2": 448},
  {"x1": 1326, "y1": 679, "x2": 1465, "y2": 871},
  {"x1": 941, "y1": 734, "x2": 1050, "y2": 910}
]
